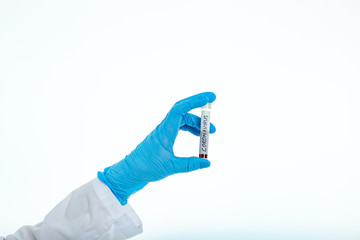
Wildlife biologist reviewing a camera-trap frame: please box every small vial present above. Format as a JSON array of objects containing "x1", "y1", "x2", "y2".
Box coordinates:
[{"x1": 199, "y1": 103, "x2": 211, "y2": 158}]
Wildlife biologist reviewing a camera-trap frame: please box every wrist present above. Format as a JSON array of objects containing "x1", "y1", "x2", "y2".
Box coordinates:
[{"x1": 97, "y1": 164, "x2": 147, "y2": 205}]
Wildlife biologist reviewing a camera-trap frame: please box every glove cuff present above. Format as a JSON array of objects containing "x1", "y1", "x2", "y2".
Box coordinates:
[{"x1": 97, "y1": 168, "x2": 147, "y2": 205}]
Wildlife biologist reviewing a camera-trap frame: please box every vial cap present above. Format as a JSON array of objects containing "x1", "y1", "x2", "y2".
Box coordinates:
[{"x1": 201, "y1": 103, "x2": 212, "y2": 110}]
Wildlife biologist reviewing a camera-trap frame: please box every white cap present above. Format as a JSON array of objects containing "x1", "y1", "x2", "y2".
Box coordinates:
[{"x1": 201, "y1": 103, "x2": 212, "y2": 110}]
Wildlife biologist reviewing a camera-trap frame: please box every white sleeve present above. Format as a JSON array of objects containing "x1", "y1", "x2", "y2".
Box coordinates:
[{"x1": 2, "y1": 178, "x2": 143, "y2": 240}]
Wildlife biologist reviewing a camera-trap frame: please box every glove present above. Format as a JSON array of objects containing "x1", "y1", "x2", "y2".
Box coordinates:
[{"x1": 98, "y1": 92, "x2": 216, "y2": 205}]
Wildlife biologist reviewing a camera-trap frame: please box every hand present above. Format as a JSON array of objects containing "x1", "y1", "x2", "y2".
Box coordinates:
[{"x1": 98, "y1": 92, "x2": 216, "y2": 205}]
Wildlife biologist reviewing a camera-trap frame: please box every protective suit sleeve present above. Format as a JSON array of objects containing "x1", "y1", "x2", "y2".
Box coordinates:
[{"x1": 1, "y1": 178, "x2": 143, "y2": 240}]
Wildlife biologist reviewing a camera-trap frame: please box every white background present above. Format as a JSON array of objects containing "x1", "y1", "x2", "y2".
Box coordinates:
[{"x1": 1, "y1": 1, "x2": 360, "y2": 239}]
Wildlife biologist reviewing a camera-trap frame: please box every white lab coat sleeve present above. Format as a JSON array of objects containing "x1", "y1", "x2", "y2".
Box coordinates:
[{"x1": 2, "y1": 178, "x2": 143, "y2": 240}]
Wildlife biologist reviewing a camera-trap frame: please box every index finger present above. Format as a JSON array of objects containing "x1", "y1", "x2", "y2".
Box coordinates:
[{"x1": 171, "y1": 92, "x2": 216, "y2": 116}]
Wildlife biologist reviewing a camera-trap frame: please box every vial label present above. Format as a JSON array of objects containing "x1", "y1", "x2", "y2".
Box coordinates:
[{"x1": 199, "y1": 110, "x2": 210, "y2": 158}]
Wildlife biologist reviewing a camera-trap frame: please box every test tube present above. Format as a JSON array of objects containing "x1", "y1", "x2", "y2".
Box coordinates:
[{"x1": 199, "y1": 103, "x2": 211, "y2": 158}]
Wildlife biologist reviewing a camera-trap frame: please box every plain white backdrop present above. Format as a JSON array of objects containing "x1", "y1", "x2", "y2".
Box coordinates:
[{"x1": 1, "y1": 1, "x2": 360, "y2": 239}]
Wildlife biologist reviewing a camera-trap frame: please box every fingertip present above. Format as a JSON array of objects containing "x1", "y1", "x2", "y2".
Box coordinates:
[
  {"x1": 200, "y1": 92, "x2": 216, "y2": 103},
  {"x1": 210, "y1": 123, "x2": 216, "y2": 133},
  {"x1": 207, "y1": 92, "x2": 216, "y2": 103},
  {"x1": 199, "y1": 159, "x2": 211, "y2": 169}
]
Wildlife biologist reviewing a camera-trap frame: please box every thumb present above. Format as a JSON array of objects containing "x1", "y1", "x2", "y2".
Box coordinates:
[{"x1": 173, "y1": 156, "x2": 211, "y2": 173}]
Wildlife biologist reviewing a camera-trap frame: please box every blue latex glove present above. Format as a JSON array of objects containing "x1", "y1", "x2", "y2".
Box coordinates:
[{"x1": 98, "y1": 92, "x2": 216, "y2": 205}]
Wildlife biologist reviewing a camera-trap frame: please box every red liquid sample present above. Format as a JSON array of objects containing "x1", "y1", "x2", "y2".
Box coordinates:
[{"x1": 199, "y1": 154, "x2": 208, "y2": 159}]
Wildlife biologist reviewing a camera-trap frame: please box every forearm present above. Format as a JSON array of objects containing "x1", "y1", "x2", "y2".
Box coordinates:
[{"x1": 2, "y1": 178, "x2": 142, "y2": 240}]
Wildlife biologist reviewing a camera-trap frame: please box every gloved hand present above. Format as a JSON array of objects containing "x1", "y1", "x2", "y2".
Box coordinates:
[{"x1": 98, "y1": 92, "x2": 216, "y2": 205}]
